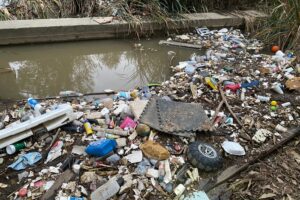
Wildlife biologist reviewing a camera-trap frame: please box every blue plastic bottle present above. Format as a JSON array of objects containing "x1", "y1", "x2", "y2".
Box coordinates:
[
  {"x1": 27, "y1": 98, "x2": 43, "y2": 116},
  {"x1": 241, "y1": 80, "x2": 259, "y2": 88},
  {"x1": 68, "y1": 197, "x2": 84, "y2": 200},
  {"x1": 85, "y1": 139, "x2": 117, "y2": 157},
  {"x1": 27, "y1": 98, "x2": 39, "y2": 109},
  {"x1": 117, "y1": 91, "x2": 131, "y2": 100}
]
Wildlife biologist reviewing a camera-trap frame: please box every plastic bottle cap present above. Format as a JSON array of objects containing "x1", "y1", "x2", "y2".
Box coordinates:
[
  {"x1": 271, "y1": 106, "x2": 277, "y2": 111},
  {"x1": 271, "y1": 101, "x2": 278, "y2": 106},
  {"x1": 19, "y1": 188, "x2": 27, "y2": 197},
  {"x1": 6, "y1": 145, "x2": 16, "y2": 155}
]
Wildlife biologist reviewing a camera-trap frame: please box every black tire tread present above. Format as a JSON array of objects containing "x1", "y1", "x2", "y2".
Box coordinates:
[{"x1": 187, "y1": 141, "x2": 223, "y2": 171}]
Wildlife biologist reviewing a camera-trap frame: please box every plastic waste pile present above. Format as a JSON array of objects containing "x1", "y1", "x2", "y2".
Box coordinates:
[
  {"x1": 162, "y1": 27, "x2": 299, "y2": 137},
  {"x1": 0, "y1": 27, "x2": 299, "y2": 200}
]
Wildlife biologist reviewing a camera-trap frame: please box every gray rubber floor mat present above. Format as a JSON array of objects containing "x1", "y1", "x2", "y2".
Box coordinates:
[
  {"x1": 139, "y1": 97, "x2": 209, "y2": 137},
  {"x1": 139, "y1": 97, "x2": 161, "y2": 131},
  {"x1": 157, "y1": 99, "x2": 209, "y2": 132}
]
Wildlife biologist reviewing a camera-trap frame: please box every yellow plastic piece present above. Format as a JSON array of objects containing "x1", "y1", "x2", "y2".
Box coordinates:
[
  {"x1": 205, "y1": 77, "x2": 218, "y2": 91},
  {"x1": 84, "y1": 122, "x2": 93, "y2": 135},
  {"x1": 271, "y1": 101, "x2": 278, "y2": 106}
]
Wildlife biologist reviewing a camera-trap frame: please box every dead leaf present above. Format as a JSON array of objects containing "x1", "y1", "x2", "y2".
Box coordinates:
[
  {"x1": 262, "y1": 184, "x2": 279, "y2": 194},
  {"x1": 285, "y1": 77, "x2": 300, "y2": 90},
  {"x1": 248, "y1": 170, "x2": 260, "y2": 176},
  {"x1": 259, "y1": 193, "x2": 276, "y2": 199},
  {"x1": 259, "y1": 67, "x2": 271, "y2": 74},
  {"x1": 286, "y1": 194, "x2": 294, "y2": 200},
  {"x1": 290, "y1": 150, "x2": 300, "y2": 164},
  {"x1": 281, "y1": 162, "x2": 290, "y2": 170},
  {"x1": 247, "y1": 179, "x2": 252, "y2": 190},
  {"x1": 277, "y1": 177, "x2": 284, "y2": 184}
]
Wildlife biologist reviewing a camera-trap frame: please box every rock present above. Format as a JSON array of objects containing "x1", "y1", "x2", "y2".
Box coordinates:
[
  {"x1": 140, "y1": 140, "x2": 170, "y2": 160},
  {"x1": 136, "y1": 124, "x2": 150, "y2": 137}
]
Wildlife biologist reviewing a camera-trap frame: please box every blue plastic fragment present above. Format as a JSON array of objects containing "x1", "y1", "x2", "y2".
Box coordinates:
[
  {"x1": 241, "y1": 80, "x2": 259, "y2": 88},
  {"x1": 184, "y1": 191, "x2": 210, "y2": 200},
  {"x1": 8, "y1": 152, "x2": 42, "y2": 171}
]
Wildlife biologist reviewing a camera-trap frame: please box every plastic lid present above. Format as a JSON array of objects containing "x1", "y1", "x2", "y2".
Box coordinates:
[{"x1": 6, "y1": 145, "x2": 16, "y2": 155}]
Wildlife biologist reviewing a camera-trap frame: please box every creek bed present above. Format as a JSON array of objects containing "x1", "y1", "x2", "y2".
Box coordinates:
[{"x1": 0, "y1": 39, "x2": 198, "y2": 100}]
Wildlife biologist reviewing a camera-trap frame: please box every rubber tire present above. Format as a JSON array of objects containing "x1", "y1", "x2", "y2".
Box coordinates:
[{"x1": 187, "y1": 141, "x2": 223, "y2": 171}]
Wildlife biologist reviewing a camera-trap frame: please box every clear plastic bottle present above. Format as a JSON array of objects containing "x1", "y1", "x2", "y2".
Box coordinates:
[
  {"x1": 59, "y1": 91, "x2": 83, "y2": 97},
  {"x1": 91, "y1": 177, "x2": 124, "y2": 200},
  {"x1": 27, "y1": 98, "x2": 43, "y2": 116}
]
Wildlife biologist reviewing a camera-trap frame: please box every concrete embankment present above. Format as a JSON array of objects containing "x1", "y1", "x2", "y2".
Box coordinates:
[{"x1": 0, "y1": 10, "x2": 267, "y2": 45}]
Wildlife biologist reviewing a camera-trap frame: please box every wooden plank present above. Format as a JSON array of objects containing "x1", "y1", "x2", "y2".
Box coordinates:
[
  {"x1": 41, "y1": 169, "x2": 75, "y2": 200},
  {"x1": 159, "y1": 40, "x2": 203, "y2": 49},
  {"x1": 201, "y1": 127, "x2": 300, "y2": 192}
]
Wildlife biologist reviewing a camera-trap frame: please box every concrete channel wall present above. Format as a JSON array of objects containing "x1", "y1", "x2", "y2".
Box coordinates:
[{"x1": 0, "y1": 10, "x2": 267, "y2": 45}]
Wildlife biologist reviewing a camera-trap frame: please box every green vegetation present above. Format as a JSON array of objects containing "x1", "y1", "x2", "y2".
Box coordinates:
[
  {"x1": 256, "y1": 0, "x2": 300, "y2": 50},
  {"x1": 0, "y1": 0, "x2": 299, "y2": 51},
  {"x1": 0, "y1": 0, "x2": 262, "y2": 21}
]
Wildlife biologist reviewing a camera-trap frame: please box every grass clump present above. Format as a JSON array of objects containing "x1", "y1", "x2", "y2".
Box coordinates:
[
  {"x1": 256, "y1": 0, "x2": 300, "y2": 50},
  {"x1": 0, "y1": 0, "x2": 264, "y2": 21}
]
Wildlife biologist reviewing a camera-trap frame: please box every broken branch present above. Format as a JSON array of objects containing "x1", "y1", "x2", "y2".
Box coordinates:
[{"x1": 203, "y1": 127, "x2": 300, "y2": 192}]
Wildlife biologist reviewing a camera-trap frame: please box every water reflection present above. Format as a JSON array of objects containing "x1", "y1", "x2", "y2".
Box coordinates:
[{"x1": 0, "y1": 39, "x2": 196, "y2": 99}]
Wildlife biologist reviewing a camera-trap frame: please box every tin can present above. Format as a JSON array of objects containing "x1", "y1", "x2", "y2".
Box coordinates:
[{"x1": 84, "y1": 121, "x2": 93, "y2": 135}]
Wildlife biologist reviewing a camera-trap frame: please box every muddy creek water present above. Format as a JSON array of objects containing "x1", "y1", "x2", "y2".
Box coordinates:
[{"x1": 0, "y1": 39, "x2": 197, "y2": 99}]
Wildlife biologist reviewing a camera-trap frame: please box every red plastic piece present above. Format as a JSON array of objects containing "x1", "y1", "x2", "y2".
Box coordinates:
[
  {"x1": 224, "y1": 84, "x2": 241, "y2": 91},
  {"x1": 19, "y1": 188, "x2": 27, "y2": 197}
]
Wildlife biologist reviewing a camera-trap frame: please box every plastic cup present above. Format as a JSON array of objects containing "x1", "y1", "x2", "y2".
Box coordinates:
[
  {"x1": 6, "y1": 142, "x2": 26, "y2": 155},
  {"x1": 72, "y1": 164, "x2": 81, "y2": 174},
  {"x1": 272, "y1": 84, "x2": 284, "y2": 94},
  {"x1": 257, "y1": 95, "x2": 270, "y2": 102}
]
